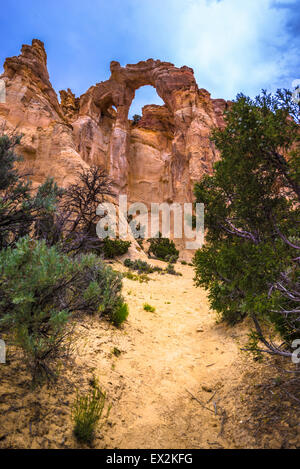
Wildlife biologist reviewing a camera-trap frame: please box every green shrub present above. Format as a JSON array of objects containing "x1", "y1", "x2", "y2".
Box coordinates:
[
  {"x1": 165, "y1": 262, "x2": 182, "y2": 276},
  {"x1": 181, "y1": 260, "x2": 187, "y2": 265},
  {"x1": 123, "y1": 258, "x2": 162, "y2": 274},
  {"x1": 102, "y1": 238, "x2": 131, "y2": 258},
  {"x1": 110, "y1": 302, "x2": 129, "y2": 327},
  {"x1": 132, "y1": 114, "x2": 142, "y2": 126},
  {"x1": 165, "y1": 254, "x2": 178, "y2": 264},
  {"x1": 0, "y1": 237, "x2": 127, "y2": 382},
  {"x1": 112, "y1": 347, "x2": 121, "y2": 357},
  {"x1": 0, "y1": 135, "x2": 64, "y2": 250},
  {"x1": 123, "y1": 271, "x2": 150, "y2": 283},
  {"x1": 147, "y1": 233, "x2": 179, "y2": 262},
  {"x1": 143, "y1": 303, "x2": 156, "y2": 312},
  {"x1": 72, "y1": 384, "x2": 109, "y2": 444}
]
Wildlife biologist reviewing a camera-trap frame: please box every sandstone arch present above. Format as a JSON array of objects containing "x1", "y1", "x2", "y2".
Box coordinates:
[
  {"x1": 0, "y1": 39, "x2": 229, "y2": 209},
  {"x1": 79, "y1": 59, "x2": 197, "y2": 124},
  {"x1": 78, "y1": 59, "x2": 218, "y2": 196}
]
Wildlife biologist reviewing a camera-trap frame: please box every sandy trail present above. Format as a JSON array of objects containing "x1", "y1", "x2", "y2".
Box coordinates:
[{"x1": 91, "y1": 262, "x2": 248, "y2": 449}]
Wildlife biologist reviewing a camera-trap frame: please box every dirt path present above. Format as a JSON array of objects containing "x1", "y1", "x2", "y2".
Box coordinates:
[{"x1": 91, "y1": 262, "x2": 249, "y2": 449}]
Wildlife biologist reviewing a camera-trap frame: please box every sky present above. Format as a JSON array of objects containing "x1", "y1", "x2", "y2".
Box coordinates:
[{"x1": 0, "y1": 0, "x2": 300, "y2": 117}]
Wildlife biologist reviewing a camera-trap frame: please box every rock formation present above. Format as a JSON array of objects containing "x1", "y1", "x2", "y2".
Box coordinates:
[{"x1": 0, "y1": 39, "x2": 230, "y2": 256}]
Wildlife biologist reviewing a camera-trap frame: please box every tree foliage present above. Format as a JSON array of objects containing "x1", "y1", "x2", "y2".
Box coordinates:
[
  {"x1": 0, "y1": 135, "x2": 64, "y2": 250},
  {"x1": 147, "y1": 232, "x2": 179, "y2": 262},
  {"x1": 193, "y1": 90, "x2": 300, "y2": 359}
]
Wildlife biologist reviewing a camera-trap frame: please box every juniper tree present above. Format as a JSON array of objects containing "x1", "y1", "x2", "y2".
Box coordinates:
[
  {"x1": 193, "y1": 90, "x2": 300, "y2": 360},
  {"x1": 0, "y1": 134, "x2": 63, "y2": 249}
]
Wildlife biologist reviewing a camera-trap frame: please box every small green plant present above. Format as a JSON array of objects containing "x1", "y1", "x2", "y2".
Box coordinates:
[
  {"x1": 72, "y1": 384, "x2": 109, "y2": 444},
  {"x1": 110, "y1": 302, "x2": 129, "y2": 327},
  {"x1": 123, "y1": 271, "x2": 150, "y2": 283},
  {"x1": 165, "y1": 262, "x2": 182, "y2": 276},
  {"x1": 245, "y1": 331, "x2": 264, "y2": 362},
  {"x1": 143, "y1": 303, "x2": 156, "y2": 313},
  {"x1": 112, "y1": 347, "x2": 121, "y2": 357},
  {"x1": 165, "y1": 254, "x2": 178, "y2": 264},
  {"x1": 124, "y1": 258, "x2": 162, "y2": 274},
  {"x1": 147, "y1": 233, "x2": 179, "y2": 262},
  {"x1": 181, "y1": 260, "x2": 187, "y2": 265},
  {"x1": 102, "y1": 238, "x2": 131, "y2": 258},
  {"x1": 132, "y1": 114, "x2": 142, "y2": 126}
]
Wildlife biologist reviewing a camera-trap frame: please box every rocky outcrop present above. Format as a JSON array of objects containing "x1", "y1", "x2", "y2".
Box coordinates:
[
  {"x1": 0, "y1": 39, "x2": 88, "y2": 187},
  {"x1": 0, "y1": 39, "x2": 229, "y2": 256}
]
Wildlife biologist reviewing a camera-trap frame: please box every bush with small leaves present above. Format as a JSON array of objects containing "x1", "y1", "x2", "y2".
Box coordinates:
[
  {"x1": 110, "y1": 302, "x2": 129, "y2": 327},
  {"x1": 0, "y1": 237, "x2": 127, "y2": 382},
  {"x1": 193, "y1": 89, "x2": 300, "y2": 359},
  {"x1": 132, "y1": 114, "x2": 142, "y2": 126},
  {"x1": 72, "y1": 383, "x2": 109, "y2": 444},
  {"x1": 165, "y1": 263, "x2": 182, "y2": 276},
  {"x1": 143, "y1": 303, "x2": 156, "y2": 312},
  {"x1": 123, "y1": 258, "x2": 162, "y2": 274},
  {"x1": 102, "y1": 238, "x2": 131, "y2": 258},
  {"x1": 147, "y1": 233, "x2": 179, "y2": 262},
  {"x1": 123, "y1": 271, "x2": 150, "y2": 283},
  {"x1": 0, "y1": 134, "x2": 64, "y2": 250}
]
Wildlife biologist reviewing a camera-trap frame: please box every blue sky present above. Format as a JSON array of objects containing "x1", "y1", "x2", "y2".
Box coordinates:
[{"x1": 1, "y1": 0, "x2": 299, "y2": 117}]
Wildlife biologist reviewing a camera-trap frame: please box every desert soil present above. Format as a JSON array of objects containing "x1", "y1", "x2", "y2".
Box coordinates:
[{"x1": 0, "y1": 261, "x2": 299, "y2": 449}]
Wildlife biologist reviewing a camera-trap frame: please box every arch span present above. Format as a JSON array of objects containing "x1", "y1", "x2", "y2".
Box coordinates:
[
  {"x1": 78, "y1": 59, "x2": 217, "y2": 199},
  {"x1": 79, "y1": 59, "x2": 197, "y2": 125}
]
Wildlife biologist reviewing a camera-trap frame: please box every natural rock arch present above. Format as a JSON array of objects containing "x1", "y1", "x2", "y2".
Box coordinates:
[
  {"x1": 78, "y1": 59, "x2": 213, "y2": 195},
  {"x1": 79, "y1": 59, "x2": 197, "y2": 126}
]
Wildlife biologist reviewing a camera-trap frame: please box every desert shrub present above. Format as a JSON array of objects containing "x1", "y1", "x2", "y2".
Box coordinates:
[
  {"x1": 165, "y1": 254, "x2": 178, "y2": 264},
  {"x1": 143, "y1": 303, "x2": 156, "y2": 312},
  {"x1": 181, "y1": 260, "x2": 187, "y2": 265},
  {"x1": 41, "y1": 165, "x2": 115, "y2": 256},
  {"x1": 193, "y1": 90, "x2": 300, "y2": 359},
  {"x1": 137, "y1": 239, "x2": 144, "y2": 249},
  {"x1": 0, "y1": 237, "x2": 127, "y2": 382},
  {"x1": 147, "y1": 233, "x2": 179, "y2": 262},
  {"x1": 0, "y1": 135, "x2": 64, "y2": 250},
  {"x1": 124, "y1": 258, "x2": 133, "y2": 268},
  {"x1": 165, "y1": 262, "x2": 181, "y2": 276},
  {"x1": 72, "y1": 384, "x2": 109, "y2": 444},
  {"x1": 132, "y1": 114, "x2": 142, "y2": 126},
  {"x1": 123, "y1": 258, "x2": 162, "y2": 274},
  {"x1": 112, "y1": 347, "x2": 121, "y2": 357},
  {"x1": 102, "y1": 238, "x2": 131, "y2": 258},
  {"x1": 123, "y1": 270, "x2": 150, "y2": 283},
  {"x1": 110, "y1": 302, "x2": 129, "y2": 327}
]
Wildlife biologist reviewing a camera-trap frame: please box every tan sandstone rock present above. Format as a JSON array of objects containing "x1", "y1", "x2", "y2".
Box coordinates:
[{"x1": 0, "y1": 39, "x2": 230, "y2": 256}]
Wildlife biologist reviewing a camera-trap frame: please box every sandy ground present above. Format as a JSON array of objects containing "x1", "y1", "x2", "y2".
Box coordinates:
[{"x1": 0, "y1": 261, "x2": 299, "y2": 449}]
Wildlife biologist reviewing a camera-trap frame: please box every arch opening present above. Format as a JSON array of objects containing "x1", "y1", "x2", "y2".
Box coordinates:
[{"x1": 129, "y1": 85, "x2": 164, "y2": 120}]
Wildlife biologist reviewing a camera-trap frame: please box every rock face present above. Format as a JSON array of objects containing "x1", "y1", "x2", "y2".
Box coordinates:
[{"x1": 0, "y1": 39, "x2": 229, "y2": 255}]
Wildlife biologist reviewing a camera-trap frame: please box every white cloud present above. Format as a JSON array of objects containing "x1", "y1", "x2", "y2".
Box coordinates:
[
  {"x1": 131, "y1": 0, "x2": 300, "y2": 100},
  {"x1": 173, "y1": 0, "x2": 295, "y2": 98}
]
